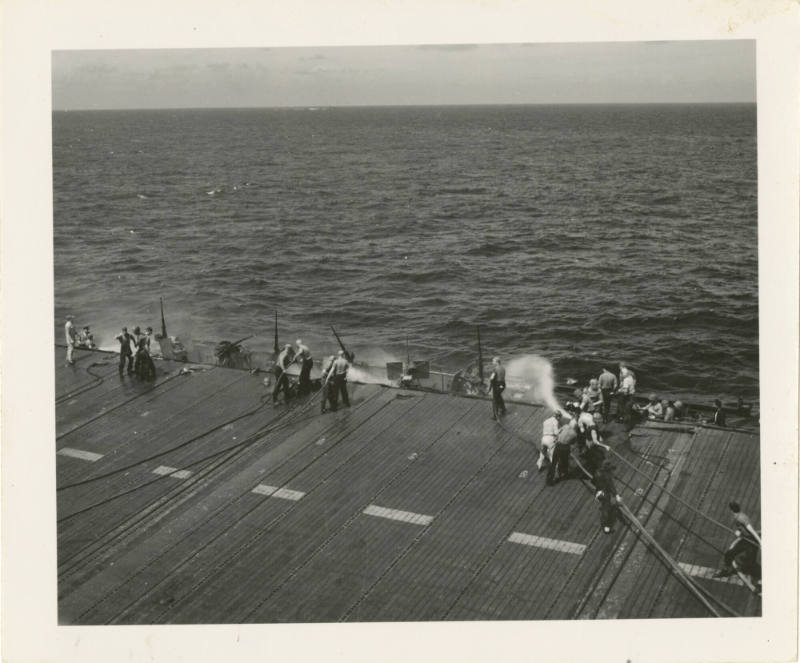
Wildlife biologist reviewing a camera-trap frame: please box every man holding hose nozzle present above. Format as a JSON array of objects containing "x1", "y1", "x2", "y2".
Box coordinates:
[
  {"x1": 272, "y1": 344, "x2": 295, "y2": 404},
  {"x1": 295, "y1": 339, "x2": 313, "y2": 396}
]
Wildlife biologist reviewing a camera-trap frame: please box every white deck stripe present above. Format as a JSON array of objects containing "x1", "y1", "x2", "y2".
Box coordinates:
[
  {"x1": 152, "y1": 465, "x2": 193, "y2": 479},
  {"x1": 363, "y1": 504, "x2": 434, "y2": 526},
  {"x1": 251, "y1": 484, "x2": 306, "y2": 501},
  {"x1": 508, "y1": 532, "x2": 586, "y2": 555},
  {"x1": 271, "y1": 487, "x2": 305, "y2": 501},
  {"x1": 678, "y1": 562, "x2": 744, "y2": 586},
  {"x1": 57, "y1": 447, "x2": 104, "y2": 462}
]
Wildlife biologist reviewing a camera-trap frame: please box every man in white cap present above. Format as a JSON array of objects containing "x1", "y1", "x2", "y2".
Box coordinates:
[{"x1": 64, "y1": 315, "x2": 77, "y2": 365}]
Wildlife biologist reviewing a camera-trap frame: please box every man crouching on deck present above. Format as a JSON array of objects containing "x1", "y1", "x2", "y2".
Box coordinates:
[{"x1": 714, "y1": 501, "x2": 761, "y2": 588}]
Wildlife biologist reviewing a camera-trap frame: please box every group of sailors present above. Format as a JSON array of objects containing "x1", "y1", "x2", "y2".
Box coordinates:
[
  {"x1": 271, "y1": 339, "x2": 351, "y2": 414},
  {"x1": 63, "y1": 315, "x2": 156, "y2": 380},
  {"x1": 115, "y1": 325, "x2": 156, "y2": 380}
]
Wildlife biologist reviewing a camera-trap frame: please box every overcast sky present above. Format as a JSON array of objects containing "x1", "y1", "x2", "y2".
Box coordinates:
[{"x1": 52, "y1": 41, "x2": 755, "y2": 110}]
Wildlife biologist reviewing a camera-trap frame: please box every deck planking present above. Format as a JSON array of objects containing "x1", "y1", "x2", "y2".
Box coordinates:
[{"x1": 55, "y1": 347, "x2": 762, "y2": 623}]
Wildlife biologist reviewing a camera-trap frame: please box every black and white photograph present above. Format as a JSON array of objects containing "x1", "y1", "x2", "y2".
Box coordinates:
[{"x1": 2, "y1": 2, "x2": 798, "y2": 662}]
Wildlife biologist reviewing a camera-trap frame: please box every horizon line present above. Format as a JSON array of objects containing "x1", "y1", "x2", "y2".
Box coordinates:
[{"x1": 52, "y1": 100, "x2": 757, "y2": 112}]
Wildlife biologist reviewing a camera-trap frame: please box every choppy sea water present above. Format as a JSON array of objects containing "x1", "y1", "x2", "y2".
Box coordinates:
[{"x1": 52, "y1": 104, "x2": 758, "y2": 405}]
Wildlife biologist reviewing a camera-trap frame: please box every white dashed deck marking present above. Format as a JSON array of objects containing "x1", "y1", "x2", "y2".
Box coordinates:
[
  {"x1": 57, "y1": 447, "x2": 104, "y2": 462},
  {"x1": 678, "y1": 562, "x2": 745, "y2": 586},
  {"x1": 251, "y1": 484, "x2": 306, "y2": 501},
  {"x1": 363, "y1": 505, "x2": 434, "y2": 526},
  {"x1": 508, "y1": 532, "x2": 586, "y2": 555},
  {"x1": 152, "y1": 465, "x2": 193, "y2": 479}
]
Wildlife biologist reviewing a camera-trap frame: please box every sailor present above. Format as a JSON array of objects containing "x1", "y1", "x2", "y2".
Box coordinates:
[
  {"x1": 319, "y1": 355, "x2": 336, "y2": 413},
  {"x1": 616, "y1": 365, "x2": 636, "y2": 429},
  {"x1": 714, "y1": 501, "x2": 761, "y2": 584},
  {"x1": 597, "y1": 367, "x2": 618, "y2": 423},
  {"x1": 272, "y1": 344, "x2": 295, "y2": 404},
  {"x1": 488, "y1": 356, "x2": 507, "y2": 420},
  {"x1": 577, "y1": 409, "x2": 600, "y2": 453},
  {"x1": 134, "y1": 328, "x2": 156, "y2": 380},
  {"x1": 547, "y1": 412, "x2": 577, "y2": 486},
  {"x1": 582, "y1": 379, "x2": 603, "y2": 413},
  {"x1": 115, "y1": 326, "x2": 135, "y2": 376},
  {"x1": 64, "y1": 315, "x2": 77, "y2": 365},
  {"x1": 712, "y1": 399, "x2": 726, "y2": 427},
  {"x1": 328, "y1": 350, "x2": 351, "y2": 408},
  {"x1": 593, "y1": 459, "x2": 623, "y2": 533},
  {"x1": 78, "y1": 325, "x2": 96, "y2": 349},
  {"x1": 537, "y1": 409, "x2": 560, "y2": 471},
  {"x1": 635, "y1": 393, "x2": 663, "y2": 420},
  {"x1": 295, "y1": 338, "x2": 313, "y2": 396}
]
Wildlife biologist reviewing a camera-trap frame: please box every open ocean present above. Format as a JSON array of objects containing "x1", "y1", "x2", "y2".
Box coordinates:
[{"x1": 52, "y1": 104, "x2": 758, "y2": 405}]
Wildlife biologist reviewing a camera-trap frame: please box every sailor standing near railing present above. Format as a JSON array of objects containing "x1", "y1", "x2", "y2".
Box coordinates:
[
  {"x1": 320, "y1": 354, "x2": 336, "y2": 413},
  {"x1": 617, "y1": 364, "x2": 636, "y2": 429},
  {"x1": 295, "y1": 339, "x2": 313, "y2": 396},
  {"x1": 272, "y1": 344, "x2": 295, "y2": 404},
  {"x1": 598, "y1": 367, "x2": 618, "y2": 423},
  {"x1": 115, "y1": 327, "x2": 135, "y2": 377},
  {"x1": 64, "y1": 315, "x2": 77, "y2": 366},
  {"x1": 488, "y1": 356, "x2": 507, "y2": 420},
  {"x1": 328, "y1": 350, "x2": 351, "y2": 408}
]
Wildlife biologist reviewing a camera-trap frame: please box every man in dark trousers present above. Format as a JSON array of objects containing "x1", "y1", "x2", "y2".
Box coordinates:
[
  {"x1": 272, "y1": 344, "x2": 295, "y2": 404},
  {"x1": 488, "y1": 356, "x2": 507, "y2": 420},
  {"x1": 294, "y1": 339, "x2": 313, "y2": 396},
  {"x1": 593, "y1": 459, "x2": 623, "y2": 533},
  {"x1": 319, "y1": 354, "x2": 336, "y2": 413},
  {"x1": 328, "y1": 350, "x2": 350, "y2": 408},
  {"x1": 714, "y1": 501, "x2": 761, "y2": 586},
  {"x1": 598, "y1": 367, "x2": 618, "y2": 423},
  {"x1": 115, "y1": 326, "x2": 135, "y2": 376},
  {"x1": 547, "y1": 412, "x2": 576, "y2": 486},
  {"x1": 712, "y1": 399, "x2": 727, "y2": 427}
]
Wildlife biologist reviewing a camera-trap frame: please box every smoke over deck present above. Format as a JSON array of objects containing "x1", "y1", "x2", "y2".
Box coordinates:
[{"x1": 504, "y1": 354, "x2": 561, "y2": 412}]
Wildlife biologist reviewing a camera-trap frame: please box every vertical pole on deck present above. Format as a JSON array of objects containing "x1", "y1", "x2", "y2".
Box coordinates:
[
  {"x1": 273, "y1": 311, "x2": 279, "y2": 356},
  {"x1": 477, "y1": 325, "x2": 484, "y2": 382},
  {"x1": 160, "y1": 297, "x2": 168, "y2": 338}
]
